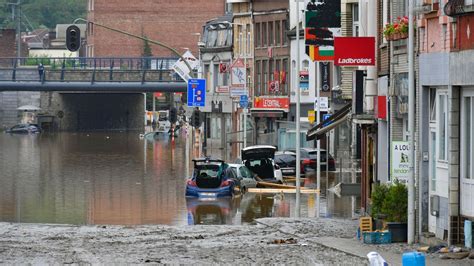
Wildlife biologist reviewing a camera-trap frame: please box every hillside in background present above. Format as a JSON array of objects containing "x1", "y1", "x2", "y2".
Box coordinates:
[{"x1": 0, "y1": 0, "x2": 87, "y2": 31}]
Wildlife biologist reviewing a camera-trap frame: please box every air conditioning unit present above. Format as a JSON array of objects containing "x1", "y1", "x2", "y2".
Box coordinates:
[{"x1": 430, "y1": 195, "x2": 440, "y2": 217}]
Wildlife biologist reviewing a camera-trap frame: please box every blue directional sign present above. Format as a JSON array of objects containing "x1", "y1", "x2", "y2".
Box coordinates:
[
  {"x1": 187, "y1": 78, "x2": 206, "y2": 107},
  {"x1": 323, "y1": 114, "x2": 332, "y2": 126},
  {"x1": 240, "y1": 95, "x2": 249, "y2": 109}
]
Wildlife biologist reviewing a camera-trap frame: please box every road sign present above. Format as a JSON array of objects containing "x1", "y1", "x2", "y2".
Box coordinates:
[
  {"x1": 187, "y1": 79, "x2": 206, "y2": 107},
  {"x1": 231, "y1": 58, "x2": 246, "y2": 96},
  {"x1": 314, "y1": 97, "x2": 329, "y2": 112},
  {"x1": 172, "y1": 51, "x2": 199, "y2": 81},
  {"x1": 323, "y1": 114, "x2": 332, "y2": 126},
  {"x1": 240, "y1": 95, "x2": 249, "y2": 109}
]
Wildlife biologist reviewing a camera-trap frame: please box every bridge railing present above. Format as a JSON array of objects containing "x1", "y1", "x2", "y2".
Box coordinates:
[
  {"x1": 0, "y1": 57, "x2": 187, "y2": 83},
  {"x1": 0, "y1": 57, "x2": 179, "y2": 70}
]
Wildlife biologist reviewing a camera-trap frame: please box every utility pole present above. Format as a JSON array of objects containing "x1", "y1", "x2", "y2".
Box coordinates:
[
  {"x1": 408, "y1": 0, "x2": 415, "y2": 245},
  {"x1": 295, "y1": 0, "x2": 302, "y2": 218}
]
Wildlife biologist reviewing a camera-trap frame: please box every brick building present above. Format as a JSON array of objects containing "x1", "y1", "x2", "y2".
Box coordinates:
[
  {"x1": 0, "y1": 29, "x2": 17, "y2": 60},
  {"x1": 86, "y1": 0, "x2": 227, "y2": 57}
]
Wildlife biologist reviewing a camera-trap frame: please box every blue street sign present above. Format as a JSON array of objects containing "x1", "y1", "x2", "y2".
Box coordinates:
[
  {"x1": 187, "y1": 79, "x2": 206, "y2": 107},
  {"x1": 240, "y1": 95, "x2": 248, "y2": 109},
  {"x1": 323, "y1": 114, "x2": 332, "y2": 126}
]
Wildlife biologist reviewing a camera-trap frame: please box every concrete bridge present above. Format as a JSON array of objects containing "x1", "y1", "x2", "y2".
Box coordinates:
[{"x1": 0, "y1": 57, "x2": 187, "y2": 131}]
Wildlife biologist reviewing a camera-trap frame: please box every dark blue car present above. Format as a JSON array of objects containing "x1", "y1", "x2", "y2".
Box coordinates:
[{"x1": 185, "y1": 158, "x2": 236, "y2": 198}]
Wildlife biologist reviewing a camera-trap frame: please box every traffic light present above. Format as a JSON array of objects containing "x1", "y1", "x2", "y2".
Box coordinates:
[
  {"x1": 191, "y1": 110, "x2": 201, "y2": 128},
  {"x1": 170, "y1": 107, "x2": 177, "y2": 124},
  {"x1": 66, "y1": 25, "x2": 81, "y2": 52}
]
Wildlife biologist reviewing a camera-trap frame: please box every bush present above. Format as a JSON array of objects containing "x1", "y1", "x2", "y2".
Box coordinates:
[
  {"x1": 371, "y1": 183, "x2": 389, "y2": 219},
  {"x1": 371, "y1": 180, "x2": 408, "y2": 223}
]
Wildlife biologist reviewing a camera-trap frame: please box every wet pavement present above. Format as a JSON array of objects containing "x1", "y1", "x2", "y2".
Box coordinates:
[{"x1": 0, "y1": 131, "x2": 360, "y2": 226}]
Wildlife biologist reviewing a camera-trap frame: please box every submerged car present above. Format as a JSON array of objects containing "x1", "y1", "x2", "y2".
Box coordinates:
[
  {"x1": 227, "y1": 163, "x2": 258, "y2": 193},
  {"x1": 287, "y1": 148, "x2": 336, "y2": 173},
  {"x1": 241, "y1": 145, "x2": 283, "y2": 182},
  {"x1": 185, "y1": 158, "x2": 236, "y2": 198},
  {"x1": 5, "y1": 124, "x2": 41, "y2": 134},
  {"x1": 274, "y1": 151, "x2": 297, "y2": 176}
]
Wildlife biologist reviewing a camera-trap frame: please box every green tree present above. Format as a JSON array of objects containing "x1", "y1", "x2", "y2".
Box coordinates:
[{"x1": 0, "y1": 0, "x2": 87, "y2": 30}]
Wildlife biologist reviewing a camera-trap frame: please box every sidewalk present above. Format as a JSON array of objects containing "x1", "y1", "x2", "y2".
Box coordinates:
[{"x1": 256, "y1": 218, "x2": 473, "y2": 266}]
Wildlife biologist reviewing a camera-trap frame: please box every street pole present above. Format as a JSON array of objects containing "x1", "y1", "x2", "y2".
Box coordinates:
[
  {"x1": 243, "y1": 30, "x2": 249, "y2": 149},
  {"x1": 316, "y1": 62, "x2": 321, "y2": 218},
  {"x1": 408, "y1": 0, "x2": 415, "y2": 245},
  {"x1": 295, "y1": 0, "x2": 302, "y2": 218}
]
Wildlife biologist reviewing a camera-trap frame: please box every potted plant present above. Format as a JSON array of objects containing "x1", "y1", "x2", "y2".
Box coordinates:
[
  {"x1": 370, "y1": 180, "x2": 408, "y2": 242},
  {"x1": 370, "y1": 183, "x2": 389, "y2": 230},
  {"x1": 383, "y1": 16, "x2": 409, "y2": 41}
]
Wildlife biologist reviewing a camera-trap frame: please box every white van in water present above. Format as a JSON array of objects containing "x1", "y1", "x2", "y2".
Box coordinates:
[
  {"x1": 241, "y1": 145, "x2": 283, "y2": 182},
  {"x1": 156, "y1": 110, "x2": 171, "y2": 133}
]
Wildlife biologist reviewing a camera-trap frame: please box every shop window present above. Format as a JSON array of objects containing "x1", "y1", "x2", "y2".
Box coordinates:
[{"x1": 430, "y1": 89, "x2": 436, "y2": 121}]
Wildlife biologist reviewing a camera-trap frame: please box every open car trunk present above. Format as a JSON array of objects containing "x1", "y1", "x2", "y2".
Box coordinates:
[
  {"x1": 242, "y1": 146, "x2": 276, "y2": 180},
  {"x1": 195, "y1": 164, "x2": 222, "y2": 189},
  {"x1": 245, "y1": 158, "x2": 275, "y2": 180}
]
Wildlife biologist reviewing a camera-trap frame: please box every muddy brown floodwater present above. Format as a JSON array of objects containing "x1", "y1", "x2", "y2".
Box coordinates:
[{"x1": 0, "y1": 131, "x2": 360, "y2": 226}]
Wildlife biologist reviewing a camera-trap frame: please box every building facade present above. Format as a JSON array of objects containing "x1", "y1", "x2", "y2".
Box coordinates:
[
  {"x1": 251, "y1": 0, "x2": 290, "y2": 146},
  {"x1": 418, "y1": 0, "x2": 474, "y2": 244},
  {"x1": 86, "y1": 0, "x2": 227, "y2": 57}
]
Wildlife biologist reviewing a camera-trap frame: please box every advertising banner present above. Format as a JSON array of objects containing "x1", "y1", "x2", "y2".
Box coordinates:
[
  {"x1": 172, "y1": 51, "x2": 199, "y2": 81},
  {"x1": 254, "y1": 97, "x2": 289, "y2": 111},
  {"x1": 391, "y1": 141, "x2": 410, "y2": 183},
  {"x1": 231, "y1": 58, "x2": 246, "y2": 96},
  {"x1": 334, "y1": 37, "x2": 376, "y2": 66}
]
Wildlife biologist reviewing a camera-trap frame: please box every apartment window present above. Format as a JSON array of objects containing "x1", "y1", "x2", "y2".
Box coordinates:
[
  {"x1": 238, "y1": 25, "x2": 243, "y2": 55},
  {"x1": 269, "y1": 22, "x2": 274, "y2": 46},
  {"x1": 442, "y1": 24, "x2": 447, "y2": 50},
  {"x1": 282, "y1": 20, "x2": 288, "y2": 45},
  {"x1": 463, "y1": 96, "x2": 473, "y2": 179},
  {"x1": 256, "y1": 60, "x2": 261, "y2": 96},
  {"x1": 246, "y1": 24, "x2": 251, "y2": 55},
  {"x1": 282, "y1": 59, "x2": 288, "y2": 94},
  {"x1": 213, "y1": 64, "x2": 219, "y2": 89},
  {"x1": 269, "y1": 60, "x2": 274, "y2": 86},
  {"x1": 429, "y1": 89, "x2": 436, "y2": 122},
  {"x1": 88, "y1": 0, "x2": 94, "y2": 11},
  {"x1": 352, "y1": 4, "x2": 359, "y2": 37},
  {"x1": 275, "y1": 21, "x2": 281, "y2": 46},
  {"x1": 302, "y1": 60, "x2": 309, "y2": 71},
  {"x1": 262, "y1": 22, "x2": 267, "y2": 47},
  {"x1": 263, "y1": 60, "x2": 268, "y2": 94},
  {"x1": 255, "y1": 23, "x2": 261, "y2": 48},
  {"x1": 438, "y1": 93, "x2": 448, "y2": 161}
]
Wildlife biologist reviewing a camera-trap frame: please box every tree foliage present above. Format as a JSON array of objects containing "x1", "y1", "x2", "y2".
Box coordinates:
[{"x1": 0, "y1": 0, "x2": 87, "y2": 30}]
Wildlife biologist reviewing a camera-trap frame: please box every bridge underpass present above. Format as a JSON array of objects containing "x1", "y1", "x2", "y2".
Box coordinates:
[{"x1": 0, "y1": 57, "x2": 188, "y2": 130}]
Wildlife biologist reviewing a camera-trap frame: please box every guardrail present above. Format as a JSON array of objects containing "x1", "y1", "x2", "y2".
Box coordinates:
[{"x1": 0, "y1": 57, "x2": 179, "y2": 70}]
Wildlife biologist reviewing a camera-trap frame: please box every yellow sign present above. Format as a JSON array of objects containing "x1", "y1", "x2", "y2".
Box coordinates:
[{"x1": 308, "y1": 110, "x2": 315, "y2": 124}]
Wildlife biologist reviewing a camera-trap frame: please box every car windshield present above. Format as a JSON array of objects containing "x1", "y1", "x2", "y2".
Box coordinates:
[{"x1": 239, "y1": 166, "x2": 252, "y2": 179}]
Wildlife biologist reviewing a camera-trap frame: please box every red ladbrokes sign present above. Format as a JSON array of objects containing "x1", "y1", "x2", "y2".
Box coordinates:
[
  {"x1": 334, "y1": 37, "x2": 376, "y2": 66},
  {"x1": 254, "y1": 97, "x2": 289, "y2": 110}
]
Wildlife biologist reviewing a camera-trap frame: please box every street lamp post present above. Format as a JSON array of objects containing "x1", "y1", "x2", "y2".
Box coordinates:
[
  {"x1": 295, "y1": 0, "x2": 302, "y2": 217},
  {"x1": 408, "y1": 0, "x2": 415, "y2": 245}
]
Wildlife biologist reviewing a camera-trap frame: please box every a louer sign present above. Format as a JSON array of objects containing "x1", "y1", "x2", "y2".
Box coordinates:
[{"x1": 334, "y1": 37, "x2": 375, "y2": 66}]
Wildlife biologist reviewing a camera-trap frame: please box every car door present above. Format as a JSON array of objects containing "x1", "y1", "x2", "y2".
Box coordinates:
[{"x1": 239, "y1": 166, "x2": 257, "y2": 189}]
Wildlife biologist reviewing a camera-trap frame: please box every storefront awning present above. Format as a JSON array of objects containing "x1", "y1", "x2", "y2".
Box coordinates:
[
  {"x1": 250, "y1": 109, "x2": 286, "y2": 118},
  {"x1": 306, "y1": 103, "x2": 352, "y2": 141}
]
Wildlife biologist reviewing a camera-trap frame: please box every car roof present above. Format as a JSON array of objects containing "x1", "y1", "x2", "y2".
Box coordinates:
[{"x1": 275, "y1": 151, "x2": 296, "y2": 155}]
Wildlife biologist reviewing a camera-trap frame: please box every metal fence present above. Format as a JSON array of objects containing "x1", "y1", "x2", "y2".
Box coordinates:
[{"x1": 0, "y1": 57, "x2": 178, "y2": 70}]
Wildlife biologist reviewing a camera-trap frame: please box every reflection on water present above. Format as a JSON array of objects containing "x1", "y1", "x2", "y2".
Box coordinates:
[{"x1": 0, "y1": 132, "x2": 360, "y2": 226}]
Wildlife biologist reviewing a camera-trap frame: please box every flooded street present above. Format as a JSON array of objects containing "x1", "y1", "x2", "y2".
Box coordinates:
[{"x1": 0, "y1": 132, "x2": 359, "y2": 226}]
